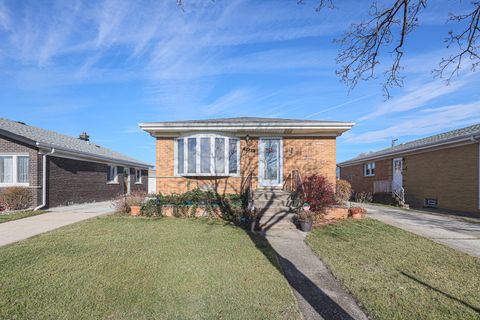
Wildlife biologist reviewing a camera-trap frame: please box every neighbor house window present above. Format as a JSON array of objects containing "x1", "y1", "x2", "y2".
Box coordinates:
[
  {"x1": 107, "y1": 165, "x2": 118, "y2": 183},
  {"x1": 0, "y1": 155, "x2": 29, "y2": 185},
  {"x1": 135, "y1": 169, "x2": 142, "y2": 184},
  {"x1": 175, "y1": 135, "x2": 240, "y2": 176},
  {"x1": 364, "y1": 162, "x2": 375, "y2": 176}
]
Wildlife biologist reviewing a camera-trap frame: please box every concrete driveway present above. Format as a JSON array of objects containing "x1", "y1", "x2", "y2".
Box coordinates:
[
  {"x1": 0, "y1": 201, "x2": 114, "y2": 247},
  {"x1": 363, "y1": 203, "x2": 480, "y2": 258}
]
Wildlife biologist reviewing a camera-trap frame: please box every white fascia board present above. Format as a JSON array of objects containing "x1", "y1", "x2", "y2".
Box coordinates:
[{"x1": 139, "y1": 123, "x2": 355, "y2": 136}]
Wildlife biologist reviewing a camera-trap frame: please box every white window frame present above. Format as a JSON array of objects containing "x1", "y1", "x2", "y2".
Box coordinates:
[
  {"x1": 0, "y1": 154, "x2": 30, "y2": 187},
  {"x1": 364, "y1": 162, "x2": 375, "y2": 177},
  {"x1": 174, "y1": 133, "x2": 240, "y2": 177},
  {"x1": 135, "y1": 168, "x2": 142, "y2": 184},
  {"x1": 107, "y1": 165, "x2": 118, "y2": 184}
]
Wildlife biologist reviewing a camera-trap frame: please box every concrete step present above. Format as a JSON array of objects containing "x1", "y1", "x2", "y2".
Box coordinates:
[
  {"x1": 256, "y1": 207, "x2": 293, "y2": 216},
  {"x1": 259, "y1": 215, "x2": 297, "y2": 230},
  {"x1": 253, "y1": 192, "x2": 291, "y2": 201},
  {"x1": 254, "y1": 199, "x2": 292, "y2": 208}
]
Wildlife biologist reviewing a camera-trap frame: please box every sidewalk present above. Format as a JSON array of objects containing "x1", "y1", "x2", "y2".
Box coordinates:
[
  {"x1": 0, "y1": 202, "x2": 114, "y2": 247},
  {"x1": 265, "y1": 229, "x2": 368, "y2": 320}
]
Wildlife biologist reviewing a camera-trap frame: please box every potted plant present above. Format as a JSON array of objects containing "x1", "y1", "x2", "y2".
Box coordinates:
[
  {"x1": 348, "y1": 207, "x2": 366, "y2": 219},
  {"x1": 297, "y1": 211, "x2": 313, "y2": 232},
  {"x1": 126, "y1": 192, "x2": 146, "y2": 216}
]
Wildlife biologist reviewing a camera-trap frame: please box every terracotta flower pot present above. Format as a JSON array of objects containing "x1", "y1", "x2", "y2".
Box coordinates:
[
  {"x1": 130, "y1": 206, "x2": 141, "y2": 216},
  {"x1": 351, "y1": 212, "x2": 363, "y2": 219}
]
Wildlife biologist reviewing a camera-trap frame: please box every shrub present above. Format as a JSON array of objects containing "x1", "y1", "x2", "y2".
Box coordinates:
[
  {"x1": 0, "y1": 187, "x2": 32, "y2": 211},
  {"x1": 302, "y1": 174, "x2": 335, "y2": 212},
  {"x1": 141, "y1": 197, "x2": 162, "y2": 217},
  {"x1": 335, "y1": 179, "x2": 352, "y2": 204},
  {"x1": 112, "y1": 192, "x2": 147, "y2": 214},
  {"x1": 354, "y1": 192, "x2": 373, "y2": 203}
]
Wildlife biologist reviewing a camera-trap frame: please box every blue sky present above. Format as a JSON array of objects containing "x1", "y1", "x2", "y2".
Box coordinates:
[{"x1": 1, "y1": 0, "x2": 479, "y2": 165}]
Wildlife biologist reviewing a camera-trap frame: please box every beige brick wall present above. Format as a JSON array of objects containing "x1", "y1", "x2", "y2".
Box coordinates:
[
  {"x1": 156, "y1": 136, "x2": 337, "y2": 194},
  {"x1": 404, "y1": 144, "x2": 479, "y2": 213},
  {"x1": 283, "y1": 137, "x2": 337, "y2": 187},
  {"x1": 340, "y1": 159, "x2": 392, "y2": 194}
]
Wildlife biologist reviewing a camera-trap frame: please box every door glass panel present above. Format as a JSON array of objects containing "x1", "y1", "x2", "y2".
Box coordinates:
[{"x1": 264, "y1": 140, "x2": 278, "y2": 181}]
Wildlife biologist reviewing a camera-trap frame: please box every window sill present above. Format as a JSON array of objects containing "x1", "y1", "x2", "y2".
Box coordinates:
[
  {"x1": 0, "y1": 183, "x2": 30, "y2": 187},
  {"x1": 107, "y1": 182, "x2": 119, "y2": 185},
  {"x1": 364, "y1": 175, "x2": 375, "y2": 177},
  {"x1": 177, "y1": 174, "x2": 240, "y2": 178},
  {"x1": 135, "y1": 182, "x2": 143, "y2": 185}
]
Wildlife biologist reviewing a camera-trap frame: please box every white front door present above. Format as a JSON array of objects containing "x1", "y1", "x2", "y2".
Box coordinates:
[
  {"x1": 259, "y1": 138, "x2": 283, "y2": 187},
  {"x1": 392, "y1": 158, "x2": 403, "y2": 191}
]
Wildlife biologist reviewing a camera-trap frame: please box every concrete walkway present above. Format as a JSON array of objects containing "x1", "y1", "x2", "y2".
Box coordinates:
[
  {"x1": 265, "y1": 229, "x2": 368, "y2": 320},
  {"x1": 0, "y1": 202, "x2": 114, "y2": 247},
  {"x1": 364, "y1": 203, "x2": 480, "y2": 258}
]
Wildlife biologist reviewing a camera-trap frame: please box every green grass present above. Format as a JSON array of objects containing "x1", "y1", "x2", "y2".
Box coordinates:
[
  {"x1": 306, "y1": 218, "x2": 480, "y2": 320},
  {"x1": 0, "y1": 216, "x2": 300, "y2": 320},
  {"x1": 0, "y1": 210, "x2": 47, "y2": 223}
]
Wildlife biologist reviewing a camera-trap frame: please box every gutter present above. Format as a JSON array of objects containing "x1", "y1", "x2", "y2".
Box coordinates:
[
  {"x1": 35, "y1": 142, "x2": 152, "y2": 169},
  {"x1": 34, "y1": 147, "x2": 55, "y2": 211},
  {"x1": 338, "y1": 134, "x2": 480, "y2": 167}
]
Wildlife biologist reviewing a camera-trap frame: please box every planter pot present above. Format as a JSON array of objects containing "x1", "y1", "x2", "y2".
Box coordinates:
[
  {"x1": 351, "y1": 212, "x2": 363, "y2": 219},
  {"x1": 130, "y1": 206, "x2": 141, "y2": 216},
  {"x1": 298, "y1": 219, "x2": 313, "y2": 232}
]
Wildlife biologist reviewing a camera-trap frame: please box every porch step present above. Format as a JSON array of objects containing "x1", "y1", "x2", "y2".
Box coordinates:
[
  {"x1": 254, "y1": 199, "x2": 292, "y2": 208},
  {"x1": 254, "y1": 189, "x2": 296, "y2": 231},
  {"x1": 253, "y1": 191, "x2": 291, "y2": 201}
]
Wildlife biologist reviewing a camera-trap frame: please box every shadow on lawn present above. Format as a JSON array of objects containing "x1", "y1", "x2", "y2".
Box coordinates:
[
  {"x1": 399, "y1": 270, "x2": 480, "y2": 315},
  {"x1": 246, "y1": 231, "x2": 355, "y2": 320}
]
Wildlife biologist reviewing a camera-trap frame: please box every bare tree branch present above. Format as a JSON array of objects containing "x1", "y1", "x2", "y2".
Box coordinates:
[
  {"x1": 434, "y1": 2, "x2": 480, "y2": 82},
  {"x1": 334, "y1": 0, "x2": 427, "y2": 97},
  {"x1": 297, "y1": 0, "x2": 335, "y2": 12}
]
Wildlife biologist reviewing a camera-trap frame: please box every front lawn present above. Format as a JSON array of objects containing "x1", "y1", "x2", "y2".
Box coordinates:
[
  {"x1": 0, "y1": 210, "x2": 46, "y2": 224},
  {"x1": 306, "y1": 218, "x2": 480, "y2": 320},
  {"x1": 0, "y1": 216, "x2": 300, "y2": 320}
]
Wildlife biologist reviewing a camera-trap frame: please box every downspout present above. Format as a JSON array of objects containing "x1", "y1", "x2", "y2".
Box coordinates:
[{"x1": 34, "y1": 147, "x2": 55, "y2": 211}]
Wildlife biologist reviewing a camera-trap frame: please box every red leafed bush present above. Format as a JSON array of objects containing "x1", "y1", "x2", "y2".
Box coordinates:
[{"x1": 302, "y1": 174, "x2": 335, "y2": 212}]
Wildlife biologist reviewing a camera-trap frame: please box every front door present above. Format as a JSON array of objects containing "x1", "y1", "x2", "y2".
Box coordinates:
[
  {"x1": 392, "y1": 158, "x2": 403, "y2": 191},
  {"x1": 259, "y1": 138, "x2": 282, "y2": 187}
]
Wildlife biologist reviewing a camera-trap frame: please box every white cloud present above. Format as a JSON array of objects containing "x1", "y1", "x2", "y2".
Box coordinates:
[
  {"x1": 345, "y1": 101, "x2": 480, "y2": 144},
  {"x1": 0, "y1": 0, "x2": 10, "y2": 30},
  {"x1": 358, "y1": 79, "x2": 465, "y2": 121}
]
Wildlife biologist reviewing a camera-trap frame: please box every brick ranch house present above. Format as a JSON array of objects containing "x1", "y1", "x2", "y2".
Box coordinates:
[
  {"x1": 0, "y1": 118, "x2": 150, "y2": 209},
  {"x1": 338, "y1": 124, "x2": 480, "y2": 215},
  {"x1": 140, "y1": 117, "x2": 353, "y2": 194}
]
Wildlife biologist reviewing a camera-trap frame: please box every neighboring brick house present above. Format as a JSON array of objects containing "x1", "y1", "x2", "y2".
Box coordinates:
[
  {"x1": 0, "y1": 118, "x2": 150, "y2": 209},
  {"x1": 140, "y1": 117, "x2": 353, "y2": 195},
  {"x1": 338, "y1": 124, "x2": 480, "y2": 215}
]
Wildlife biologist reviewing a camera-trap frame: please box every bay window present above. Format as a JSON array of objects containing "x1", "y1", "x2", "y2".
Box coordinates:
[
  {"x1": 0, "y1": 155, "x2": 29, "y2": 185},
  {"x1": 175, "y1": 134, "x2": 240, "y2": 176}
]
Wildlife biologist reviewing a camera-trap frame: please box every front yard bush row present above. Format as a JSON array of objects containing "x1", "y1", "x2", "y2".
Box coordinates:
[
  {"x1": 116, "y1": 177, "x2": 365, "y2": 232},
  {"x1": 114, "y1": 188, "x2": 245, "y2": 223}
]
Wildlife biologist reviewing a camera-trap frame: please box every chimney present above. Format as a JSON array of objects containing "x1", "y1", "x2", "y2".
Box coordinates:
[
  {"x1": 79, "y1": 132, "x2": 90, "y2": 142},
  {"x1": 391, "y1": 138, "x2": 398, "y2": 147}
]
